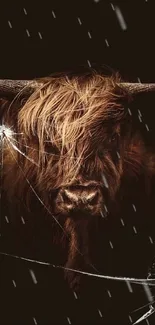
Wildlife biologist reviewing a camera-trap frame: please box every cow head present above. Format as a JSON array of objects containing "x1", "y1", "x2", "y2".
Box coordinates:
[{"x1": 1, "y1": 69, "x2": 155, "y2": 290}]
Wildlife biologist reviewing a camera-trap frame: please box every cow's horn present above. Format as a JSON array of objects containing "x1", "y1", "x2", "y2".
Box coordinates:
[
  {"x1": 119, "y1": 83, "x2": 155, "y2": 94},
  {"x1": 0, "y1": 79, "x2": 40, "y2": 96},
  {"x1": 1, "y1": 80, "x2": 155, "y2": 97}
]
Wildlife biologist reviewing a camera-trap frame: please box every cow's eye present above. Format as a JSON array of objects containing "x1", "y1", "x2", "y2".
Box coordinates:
[{"x1": 109, "y1": 133, "x2": 119, "y2": 144}]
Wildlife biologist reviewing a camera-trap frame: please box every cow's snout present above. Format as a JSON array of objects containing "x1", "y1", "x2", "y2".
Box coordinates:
[
  {"x1": 62, "y1": 187, "x2": 99, "y2": 206},
  {"x1": 55, "y1": 185, "x2": 103, "y2": 215}
]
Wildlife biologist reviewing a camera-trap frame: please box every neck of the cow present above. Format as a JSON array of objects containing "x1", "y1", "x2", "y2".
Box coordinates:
[{"x1": 64, "y1": 217, "x2": 93, "y2": 289}]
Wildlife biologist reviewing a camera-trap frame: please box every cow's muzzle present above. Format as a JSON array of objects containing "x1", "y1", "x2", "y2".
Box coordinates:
[{"x1": 55, "y1": 185, "x2": 104, "y2": 216}]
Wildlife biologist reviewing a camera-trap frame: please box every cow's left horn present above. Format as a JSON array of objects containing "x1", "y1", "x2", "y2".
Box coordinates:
[
  {"x1": 119, "y1": 83, "x2": 155, "y2": 94},
  {"x1": 0, "y1": 79, "x2": 40, "y2": 96}
]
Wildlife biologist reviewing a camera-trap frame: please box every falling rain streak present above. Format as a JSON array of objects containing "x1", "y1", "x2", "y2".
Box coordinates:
[
  {"x1": 5, "y1": 215, "x2": 9, "y2": 223},
  {"x1": 21, "y1": 216, "x2": 25, "y2": 224},
  {"x1": 77, "y1": 17, "x2": 82, "y2": 25},
  {"x1": 33, "y1": 318, "x2": 38, "y2": 325},
  {"x1": 107, "y1": 290, "x2": 112, "y2": 297},
  {"x1": 120, "y1": 218, "x2": 125, "y2": 226},
  {"x1": 138, "y1": 109, "x2": 142, "y2": 117},
  {"x1": 38, "y1": 32, "x2": 42, "y2": 39},
  {"x1": 12, "y1": 280, "x2": 16, "y2": 287},
  {"x1": 149, "y1": 236, "x2": 153, "y2": 244},
  {"x1": 52, "y1": 10, "x2": 56, "y2": 18},
  {"x1": 128, "y1": 315, "x2": 132, "y2": 323},
  {"x1": 98, "y1": 309, "x2": 103, "y2": 317},
  {"x1": 67, "y1": 317, "x2": 71, "y2": 324},
  {"x1": 109, "y1": 241, "x2": 113, "y2": 249},
  {"x1": 87, "y1": 60, "x2": 91, "y2": 67},
  {"x1": 133, "y1": 226, "x2": 137, "y2": 234},
  {"x1": 23, "y1": 8, "x2": 27, "y2": 15},
  {"x1": 26, "y1": 29, "x2": 30, "y2": 37},
  {"x1": 110, "y1": 3, "x2": 115, "y2": 10},
  {"x1": 115, "y1": 6, "x2": 127, "y2": 31},
  {"x1": 105, "y1": 39, "x2": 109, "y2": 47},
  {"x1": 102, "y1": 174, "x2": 109, "y2": 188},
  {"x1": 29, "y1": 269, "x2": 37, "y2": 284},
  {"x1": 8, "y1": 20, "x2": 12, "y2": 28},
  {"x1": 145, "y1": 124, "x2": 149, "y2": 131},
  {"x1": 143, "y1": 283, "x2": 154, "y2": 302},
  {"x1": 126, "y1": 280, "x2": 133, "y2": 293},
  {"x1": 88, "y1": 31, "x2": 92, "y2": 38}
]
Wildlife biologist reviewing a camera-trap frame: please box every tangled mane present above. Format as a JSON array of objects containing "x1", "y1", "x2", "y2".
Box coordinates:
[{"x1": 2, "y1": 69, "x2": 155, "y2": 207}]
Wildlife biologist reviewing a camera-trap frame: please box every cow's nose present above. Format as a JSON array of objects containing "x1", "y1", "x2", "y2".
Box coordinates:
[{"x1": 61, "y1": 187, "x2": 99, "y2": 206}]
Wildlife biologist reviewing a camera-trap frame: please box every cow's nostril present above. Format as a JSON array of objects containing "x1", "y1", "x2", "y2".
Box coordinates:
[
  {"x1": 61, "y1": 191, "x2": 72, "y2": 204},
  {"x1": 60, "y1": 188, "x2": 99, "y2": 208},
  {"x1": 87, "y1": 192, "x2": 99, "y2": 205}
]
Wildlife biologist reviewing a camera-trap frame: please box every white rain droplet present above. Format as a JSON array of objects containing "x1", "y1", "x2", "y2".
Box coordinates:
[
  {"x1": 38, "y1": 32, "x2": 42, "y2": 39},
  {"x1": 87, "y1": 60, "x2": 91, "y2": 67},
  {"x1": 138, "y1": 109, "x2": 142, "y2": 117},
  {"x1": 116, "y1": 151, "x2": 120, "y2": 159},
  {"x1": 146, "y1": 319, "x2": 150, "y2": 325},
  {"x1": 115, "y1": 6, "x2": 127, "y2": 31},
  {"x1": 52, "y1": 10, "x2": 56, "y2": 18},
  {"x1": 29, "y1": 269, "x2": 37, "y2": 284},
  {"x1": 145, "y1": 124, "x2": 149, "y2": 131},
  {"x1": 8, "y1": 21, "x2": 12, "y2": 28},
  {"x1": 132, "y1": 204, "x2": 136, "y2": 212},
  {"x1": 94, "y1": 0, "x2": 100, "y2": 2},
  {"x1": 107, "y1": 289, "x2": 112, "y2": 297},
  {"x1": 21, "y1": 216, "x2": 25, "y2": 224},
  {"x1": 109, "y1": 241, "x2": 113, "y2": 249},
  {"x1": 102, "y1": 174, "x2": 109, "y2": 188},
  {"x1": 149, "y1": 236, "x2": 153, "y2": 244},
  {"x1": 26, "y1": 29, "x2": 30, "y2": 37},
  {"x1": 67, "y1": 317, "x2": 71, "y2": 324},
  {"x1": 12, "y1": 280, "x2": 16, "y2": 287},
  {"x1": 128, "y1": 315, "x2": 132, "y2": 323},
  {"x1": 128, "y1": 108, "x2": 132, "y2": 115},
  {"x1": 98, "y1": 309, "x2": 102, "y2": 317},
  {"x1": 143, "y1": 283, "x2": 154, "y2": 302},
  {"x1": 73, "y1": 291, "x2": 78, "y2": 299},
  {"x1": 138, "y1": 115, "x2": 142, "y2": 122},
  {"x1": 104, "y1": 204, "x2": 108, "y2": 213},
  {"x1": 137, "y1": 77, "x2": 141, "y2": 83},
  {"x1": 100, "y1": 210, "x2": 105, "y2": 218},
  {"x1": 23, "y1": 8, "x2": 27, "y2": 15},
  {"x1": 133, "y1": 226, "x2": 137, "y2": 234},
  {"x1": 5, "y1": 215, "x2": 9, "y2": 223},
  {"x1": 110, "y1": 3, "x2": 115, "y2": 10},
  {"x1": 33, "y1": 318, "x2": 37, "y2": 325},
  {"x1": 105, "y1": 39, "x2": 109, "y2": 47},
  {"x1": 120, "y1": 218, "x2": 125, "y2": 226},
  {"x1": 77, "y1": 17, "x2": 82, "y2": 25},
  {"x1": 126, "y1": 280, "x2": 133, "y2": 293},
  {"x1": 88, "y1": 31, "x2": 92, "y2": 39}
]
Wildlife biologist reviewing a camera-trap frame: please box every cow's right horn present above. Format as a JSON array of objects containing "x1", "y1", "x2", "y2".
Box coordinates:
[{"x1": 119, "y1": 82, "x2": 155, "y2": 95}]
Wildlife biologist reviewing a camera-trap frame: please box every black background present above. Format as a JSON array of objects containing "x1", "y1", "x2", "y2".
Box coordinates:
[
  {"x1": 0, "y1": 0, "x2": 155, "y2": 82},
  {"x1": 1, "y1": 1, "x2": 155, "y2": 325}
]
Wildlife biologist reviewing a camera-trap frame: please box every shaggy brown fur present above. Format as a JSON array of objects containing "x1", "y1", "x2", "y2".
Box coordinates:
[{"x1": 1, "y1": 69, "x2": 155, "y2": 289}]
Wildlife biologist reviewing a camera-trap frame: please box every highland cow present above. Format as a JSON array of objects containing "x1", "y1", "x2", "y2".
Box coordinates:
[{"x1": 1, "y1": 69, "x2": 155, "y2": 291}]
